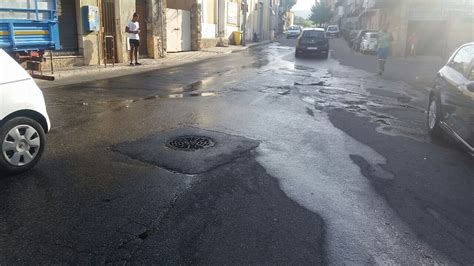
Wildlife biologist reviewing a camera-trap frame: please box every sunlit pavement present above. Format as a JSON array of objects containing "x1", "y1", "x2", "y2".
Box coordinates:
[{"x1": 0, "y1": 37, "x2": 472, "y2": 264}]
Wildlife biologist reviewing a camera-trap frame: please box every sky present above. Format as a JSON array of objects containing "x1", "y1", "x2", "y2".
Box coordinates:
[{"x1": 292, "y1": 0, "x2": 316, "y2": 11}]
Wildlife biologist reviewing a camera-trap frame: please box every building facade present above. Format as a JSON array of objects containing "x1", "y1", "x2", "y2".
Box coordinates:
[
  {"x1": 48, "y1": 0, "x2": 279, "y2": 68},
  {"x1": 340, "y1": 0, "x2": 474, "y2": 57}
]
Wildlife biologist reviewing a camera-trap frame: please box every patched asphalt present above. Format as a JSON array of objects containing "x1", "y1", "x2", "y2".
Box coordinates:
[
  {"x1": 0, "y1": 37, "x2": 472, "y2": 264},
  {"x1": 112, "y1": 127, "x2": 260, "y2": 174}
]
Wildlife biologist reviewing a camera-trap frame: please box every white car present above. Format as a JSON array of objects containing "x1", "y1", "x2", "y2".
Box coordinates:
[
  {"x1": 326, "y1": 25, "x2": 340, "y2": 38},
  {"x1": 360, "y1": 32, "x2": 379, "y2": 54},
  {"x1": 0, "y1": 49, "x2": 51, "y2": 174}
]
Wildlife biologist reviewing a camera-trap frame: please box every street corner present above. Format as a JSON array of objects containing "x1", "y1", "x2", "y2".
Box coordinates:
[{"x1": 111, "y1": 127, "x2": 260, "y2": 175}]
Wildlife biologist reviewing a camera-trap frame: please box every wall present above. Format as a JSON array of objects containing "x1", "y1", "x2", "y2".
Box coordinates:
[
  {"x1": 260, "y1": 0, "x2": 271, "y2": 41},
  {"x1": 216, "y1": 0, "x2": 242, "y2": 40},
  {"x1": 242, "y1": 0, "x2": 256, "y2": 41},
  {"x1": 201, "y1": 0, "x2": 218, "y2": 39},
  {"x1": 445, "y1": 13, "x2": 474, "y2": 58},
  {"x1": 77, "y1": 0, "x2": 101, "y2": 65},
  {"x1": 167, "y1": 0, "x2": 194, "y2": 10},
  {"x1": 114, "y1": 0, "x2": 136, "y2": 63}
]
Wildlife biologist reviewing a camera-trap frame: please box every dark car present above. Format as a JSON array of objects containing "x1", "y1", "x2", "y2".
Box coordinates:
[
  {"x1": 295, "y1": 28, "x2": 329, "y2": 59},
  {"x1": 427, "y1": 42, "x2": 474, "y2": 155}
]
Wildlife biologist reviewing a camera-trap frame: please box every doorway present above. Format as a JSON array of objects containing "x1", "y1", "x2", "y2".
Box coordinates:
[
  {"x1": 136, "y1": 0, "x2": 148, "y2": 56},
  {"x1": 407, "y1": 20, "x2": 446, "y2": 56},
  {"x1": 101, "y1": 0, "x2": 117, "y2": 62},
  {"x1": 166, "y1": 8, "x2": 191, "y2": 52}
]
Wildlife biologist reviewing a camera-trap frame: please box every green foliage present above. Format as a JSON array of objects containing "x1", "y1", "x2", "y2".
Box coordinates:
[
  {"x1": 302, "y1": 19, "x2": 314, "y2": 28},
  {"x1": 294, "y1": 16, "x2": 305, "y2": 25},
  {"x1": 309, "y1": 3, "x2": 333, "y2": 26}
]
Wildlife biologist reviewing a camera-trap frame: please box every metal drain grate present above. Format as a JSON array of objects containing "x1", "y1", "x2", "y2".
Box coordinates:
[{"x1": 166, "y1": 135, "x2": 215, "y2": 151}]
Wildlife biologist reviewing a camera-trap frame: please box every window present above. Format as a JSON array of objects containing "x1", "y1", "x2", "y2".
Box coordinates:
[
  {"x1": 368, "y1": 33, "x2": 378, "y2": 39},
  {"x1": 303, "y1": 31, "x2": 325, "y2": 39},
  {"x1": 450, "y1": 46, "x2": 474, "y2": 78}
]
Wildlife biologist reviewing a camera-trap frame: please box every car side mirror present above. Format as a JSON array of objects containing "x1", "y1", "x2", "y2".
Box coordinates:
[{"x1": 467, "y1": 82, "x2": 474, "y2": 93}]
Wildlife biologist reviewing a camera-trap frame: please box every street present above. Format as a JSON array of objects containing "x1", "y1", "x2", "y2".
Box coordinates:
[{"x1": 0, "y1": 37, "x2": 473, "y2": 264}]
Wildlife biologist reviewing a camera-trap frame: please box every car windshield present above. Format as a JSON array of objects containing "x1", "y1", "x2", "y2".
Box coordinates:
[
  {"x1": 303, "y1": 30, "x2": 325, "y2": 39},
  {"x1": 328, "y1": 26, "x2": 338, "y2": 31},
  {"x1": 368, "y1": 34, "x2": 378, "y2": 39},
  {"x1": 289, "y1": 26, "x2": 300, "y2": 31}
]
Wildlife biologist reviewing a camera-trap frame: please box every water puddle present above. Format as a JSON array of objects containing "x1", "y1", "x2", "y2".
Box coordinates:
[
  {"x1": 294, "y1": 81, "x2": 328, "y2": 86},
  {"x1": 294, "y1": 65, "x2": 316, "y2": 71},
  {"x1": 259, "y1": 85, "x2": 293, "y2": 95}
]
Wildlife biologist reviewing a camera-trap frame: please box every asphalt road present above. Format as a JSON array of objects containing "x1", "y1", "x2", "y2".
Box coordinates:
[{"x1": 0, "y1": 37, "x2": 472, "y2": 264}]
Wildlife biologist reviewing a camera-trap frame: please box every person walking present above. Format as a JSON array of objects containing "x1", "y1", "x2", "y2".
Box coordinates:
[
  {"x1": 377, "y1": 26, "x2": 392, "y2": 75},
  {"x1": 125, "y1": 13, "x2": 141, "y2": 66},
  {"x1": 407, "y1": 32, "x2": 417, "y2": 57}
]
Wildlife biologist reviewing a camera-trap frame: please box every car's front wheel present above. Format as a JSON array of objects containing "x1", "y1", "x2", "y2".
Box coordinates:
[
  {"x1": 427, "y1": 94, "x2": 443, "y2": 138},
  {"x1": 0, "y1": 117, "x2": 46, "y2": 174}
]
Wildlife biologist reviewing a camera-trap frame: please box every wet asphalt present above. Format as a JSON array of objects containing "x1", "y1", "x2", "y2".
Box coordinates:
[{"x1": 0, "y1": 37, "x2": 472, "y2": 264}]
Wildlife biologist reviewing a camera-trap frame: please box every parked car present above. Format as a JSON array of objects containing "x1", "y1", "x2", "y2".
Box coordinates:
[
  {"x1": 326, "y1": 25, "x2": 340, "y2": 38},
  {"x1": 0, "y1": 49, "x2": 51, "y2": 174},
  {"x1": 360, "y1": 32, "x2": 378, "y2": 54},
  {"x1": 352, "y1": 30, "x2": 375, "y2": 51},
  {"x1": 287, "y1": 25, "x2": 302, "y2": 39},
  {"x1": 295, "y1": 28, "x2": 329, "y2": 59},
  {"x1": 427, "y1": 43, "x2": 474, "y2": 155}
]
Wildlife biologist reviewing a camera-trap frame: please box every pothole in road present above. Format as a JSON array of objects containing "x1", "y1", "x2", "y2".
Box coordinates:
[
  {"x1": 294, "y1": 65, "x2": 316, "y2": 71},
  {"x1": 294, "y1": 81, "x2": 328, "y2": 86},
  {"x1": 259, "y1": 85, "x2": 293, "y2": 95},
  {"x1": 319, "y1": 88, "x2": 354, "y2": 95}
]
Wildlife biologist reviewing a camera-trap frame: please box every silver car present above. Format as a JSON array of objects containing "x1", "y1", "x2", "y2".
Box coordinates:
[{"x1": 287, "y1": 25, "x2": 302, "y2": 39}]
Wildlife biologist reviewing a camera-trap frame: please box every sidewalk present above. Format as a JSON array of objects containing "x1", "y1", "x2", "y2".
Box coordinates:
[
  {"x1": 37, "y1": 41, "x2": 271, "y2": 89},
  {"x1": 330, "y1": 38, "x2": 445, "y2": 88}
]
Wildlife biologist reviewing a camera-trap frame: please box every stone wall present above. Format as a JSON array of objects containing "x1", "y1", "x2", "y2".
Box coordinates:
[
  {"x1": 167, "y1": 0, "x2": 194, "y2": 10},
  {"x1": 191, "y1": 3, "x2": 202, "y2": 50},
  {"x1": 41, "y1": 55, "x2": 85, "y2": 71}
]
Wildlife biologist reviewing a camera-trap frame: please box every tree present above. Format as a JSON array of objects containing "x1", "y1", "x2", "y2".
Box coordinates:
[
  {"x1": 278, "y1": 0, "x2": 298, "y2": 33},
  {"x1": 309, "y1": 3, "x2": 333, "y2": 27},
  {"x1": 302, "y1": 19, "x2": 314, "y2": 28},
  {"x1": 294, "y1": 16, "x2": 305, "y2": 26}
]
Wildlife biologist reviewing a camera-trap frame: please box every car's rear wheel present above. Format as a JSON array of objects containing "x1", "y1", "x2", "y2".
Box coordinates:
[
  {"x1": 427, "y1": 95, "x2": 443, "y2": 138},
  {"x1": 0, "y1": 117, "x2": 46, "y2": 174}
]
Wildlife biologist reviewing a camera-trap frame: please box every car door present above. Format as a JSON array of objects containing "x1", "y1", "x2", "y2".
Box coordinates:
[
  {"x1": 464, "y1": 48, "x2": 474, "y2": 148},
  {"x1": 439, "y1": 45, "x2": 474, "y2": 146}
]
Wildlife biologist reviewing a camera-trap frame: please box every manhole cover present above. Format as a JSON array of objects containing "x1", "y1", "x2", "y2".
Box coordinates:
[{"x1": 166, "y1": 135, "x2": 215, "y2": 151}]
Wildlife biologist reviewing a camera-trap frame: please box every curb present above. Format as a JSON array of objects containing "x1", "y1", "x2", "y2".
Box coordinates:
[
  {"x1": 233, "y1": 40, "x2": 272, "y2": 52},
  {"x1": 37, "y1": 41, "x2": 273, "y2": 88}
]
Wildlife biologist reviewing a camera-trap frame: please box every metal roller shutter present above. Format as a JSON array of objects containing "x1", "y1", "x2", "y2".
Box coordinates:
[{"x1": 58, "y1": 0, "x2": 79, "y2": 52}]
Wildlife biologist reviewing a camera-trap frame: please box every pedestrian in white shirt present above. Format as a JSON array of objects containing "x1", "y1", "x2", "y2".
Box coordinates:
[{"x1": 125, "y1": 13, "x2": 141, "y2": 66}]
